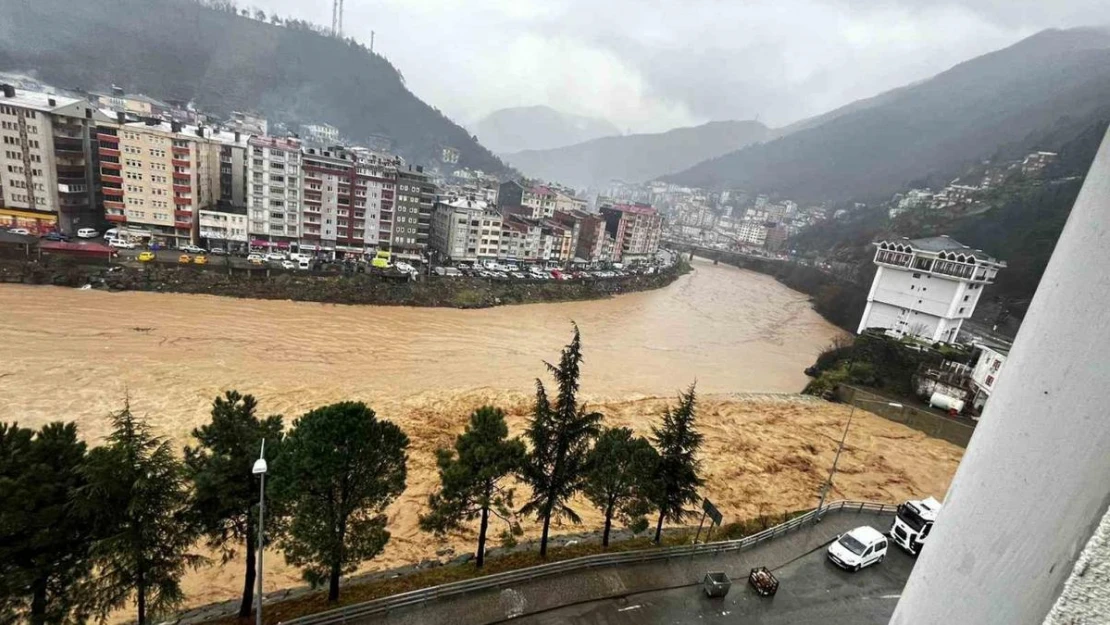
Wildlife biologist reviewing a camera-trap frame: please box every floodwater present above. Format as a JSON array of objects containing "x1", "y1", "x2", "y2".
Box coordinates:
[
  {"x1": 0, "y1": 258, "x2": 843, "y2": 443},
  {"x1": 1, "y1": 257, "x2": 927, "y2": 614}
]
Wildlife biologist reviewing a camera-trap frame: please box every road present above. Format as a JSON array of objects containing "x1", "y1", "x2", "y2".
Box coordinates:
[{"x1": 511, "y1": 541, "x2": 914, "y2": 625}]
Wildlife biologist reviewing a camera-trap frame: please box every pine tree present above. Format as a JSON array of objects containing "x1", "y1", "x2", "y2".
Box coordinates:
[
  {"x1": 80, "y1": 403, "x2": 202, "y2": 625},
  {"x1": 0, "y1": 422, "x2": 93, "y2": 625},
  {"x1": 519, "y1": 324, "x2": 602, "y2": 557},
  {"x1": 650, "y1": 384, "x2": 704, "y2": 544},
  {"x1": 184, "y1": 391, "x2": 283, "y2": 619},
  {"x1": 419, "y1": 406, "x2": 525, "y2": 567},
  {"x1": 276, "y1": 402, "x2": 408, "y2": 602},
  {"x1": 582, "y1": 427, "x2": 659, "y2": 547}
]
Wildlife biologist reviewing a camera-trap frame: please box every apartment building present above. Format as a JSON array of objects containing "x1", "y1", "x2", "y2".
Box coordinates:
[
  {"x1": 392, "y1": 165, "x2": 436, "y2": 262},
  {"x1": 300, "y1": 122, "x2": 339, "y2": 145},
  {"x1": 430, "y1": 196, "x2": 501, "y2": 263},
  {"x1": 199, "y1": 205, "x2": 248, "y2": 251},
  {"x1": 572, "y1": 211, "x2": 612, "y2": 263},
  {"x1": 736, "y1": 220, "x2": 768, "y2": 247},
  {"x1": 498, "y1": 180, "x2": 558, "y2": 218},
  {"x1": 599, "y1": 202, "x2": 662, "y2": 262},
  {"x1": 97, "y1": 118, "x2": 219, "y2": 246},
  {"x1": 247, "y1": 136, "x2": 302, "y2": 251},
  {"x1": 0, "y1": 85, "x2": 109, "y2": 234},
  {"x1": 300, "y1": 146, "x2": 396, "y2": 258}
]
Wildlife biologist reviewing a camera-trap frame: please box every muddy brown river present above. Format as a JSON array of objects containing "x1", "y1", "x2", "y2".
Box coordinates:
[{"x1": 0, "y1": 258, "x2": 843, "y2": 443}]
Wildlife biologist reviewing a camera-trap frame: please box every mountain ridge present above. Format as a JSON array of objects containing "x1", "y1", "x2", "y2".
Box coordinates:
[
  {"x1": 505, "y1": 120, "x2": 771, "y2": 190},
  {"x1": 665, "y1": 27, "x2": 1110, "y2": 203},
  {"x1": 472, "y1": 105, "x2": 621, "y2": 154},
  {"x1": 0, "y1": 0, "x2": 510, "y2": 174}
]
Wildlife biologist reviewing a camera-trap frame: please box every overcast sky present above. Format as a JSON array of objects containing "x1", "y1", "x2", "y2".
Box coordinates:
[{"x1": 252, "y1": 0, "x2": 1110, "y2": 133}]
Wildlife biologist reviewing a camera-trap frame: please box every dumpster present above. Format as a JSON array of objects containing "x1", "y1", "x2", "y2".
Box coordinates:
[
  {"x1": 703, "y1": 572, "x2": 732, "y2": 598},
  {"x1": 748, "y1": 567, "x2": 779, "y2": 597}
]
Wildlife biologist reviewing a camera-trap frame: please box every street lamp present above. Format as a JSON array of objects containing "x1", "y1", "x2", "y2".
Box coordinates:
[
  {"x1": 252, "y1": 440, "x2": 268, "y2": 625},
  {"x1": 817, "y1": 397, "x2": 902, "y2": 515}
]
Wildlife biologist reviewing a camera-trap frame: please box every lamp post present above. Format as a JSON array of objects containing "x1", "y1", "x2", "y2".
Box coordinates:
[
  {"x1": 252, "y1": 440, "x2": 268, "y2": 625},
  {"x1": 817, "y1": 396, "x2": 902, "y2": 515}
]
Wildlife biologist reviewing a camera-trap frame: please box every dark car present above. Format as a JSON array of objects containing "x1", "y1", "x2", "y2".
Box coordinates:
[{"x1": 42, "y1": 231, "x2": 70, "y2": 241}]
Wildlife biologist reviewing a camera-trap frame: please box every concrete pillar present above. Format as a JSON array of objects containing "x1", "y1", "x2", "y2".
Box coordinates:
[{"x1": 890, "y1": 127, "x2": 1110, "y2": 624}]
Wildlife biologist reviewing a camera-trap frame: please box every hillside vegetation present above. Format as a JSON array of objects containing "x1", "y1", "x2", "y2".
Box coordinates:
[
  {"x1": 667, "y1": 28, "x2": 1110, "y2": 203},
  {"x1": 505, "y1": 120, "x2": 770, "y2": 189},
  {"x1": 0, "y1": 0, "x2": 509, "y2": 173}
]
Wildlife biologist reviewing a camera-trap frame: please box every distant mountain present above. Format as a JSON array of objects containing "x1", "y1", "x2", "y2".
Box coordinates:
[
  {"x1": 472, "y1": 106, "x2": 621, "y2": 154},
  {"x1": 666, "y1": 27, "x2": 1110, "y2": 203},
  {"x1": 505, "y1": 120, "x2": 771, "y2": 189},
  {"x1": 0, "y1": 0, "x2": 510, "y2": 174}
]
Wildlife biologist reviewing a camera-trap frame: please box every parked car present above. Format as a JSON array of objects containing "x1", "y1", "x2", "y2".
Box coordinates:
[
  {"x1": 827, "y1": 526, "x2": 888, "y2": 572},
  {"x1": 103, "y1": 228, "x2": 120, "y2": 240},
  {"x1": 76, "y1": 228, "x2": 99, "y2": 239},
  {"x1": 248, "y1": 257, "x2": 265, "y2": 266},
  {"x1": 209, "y1": 247, "x2": 227, "y2": 255},
  {"x1": 136, "y1": 251, "x2": 155, "y2": 262},
  {"x1": 281, "y1": 260, "x2": 295, "y2": 270},
  {"x1": 193, "y1": 255, "x2": 208, "y2": 265},
  {"x1": 178, "y1": 254, "x2": 192, "y2": 264},
  {"x1": 42, "y1": 231, "x2": 70, "y2": 241},
  {"x1": 298, "y1": 259, "x2": 311, "y2": 270},
  {"x1": 109, "y1": 238, "x2": 136, "y2": 249},
  {"x1": 181, "y1": 244, "x2": 206, "y2": 254},
  {"x1": 265, "y1": 252, "x2": 286, "y2": 262},
  {"x1": 7, "y1": 227, "x2": 31, "y2": 235}
]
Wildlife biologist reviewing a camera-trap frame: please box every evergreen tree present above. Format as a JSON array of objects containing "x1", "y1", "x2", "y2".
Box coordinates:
[
  {"x1": 184, "y1": 391, "x2": 283, "y2": 619},
  {"x1": 519, "y1": 324, "x2": 602, "y2": 557},
  {"x1": 80, "y1": 404, "x2": 202, "y2": 625},
  {"x1": 649, "y1": 384, "x2": 704, "y2": 544},
  {"x1": 582, "y1": 427, "x2": 658, "y2": 548},
  {"x1": 0, "y1": 422, "x2": 92, "y2": 625},
  {"x1": 276, "y1": 402, "x2": 408, "y2": 602},
  {"x1": 419, "y1": 406, "x2": 525, "y2": 568}
]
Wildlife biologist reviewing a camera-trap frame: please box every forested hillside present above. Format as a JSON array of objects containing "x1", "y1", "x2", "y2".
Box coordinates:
[
  {"x1": 0, "y1": 0, "x2": 509, "y2": 174},
  {"x1": 666, "y1": 28, "x2": 1110, "y2": 204}
]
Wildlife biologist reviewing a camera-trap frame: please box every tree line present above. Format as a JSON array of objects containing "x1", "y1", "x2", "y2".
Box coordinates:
[{"x1": 0, "y1": 325, "x2": 703, "y2": 625}]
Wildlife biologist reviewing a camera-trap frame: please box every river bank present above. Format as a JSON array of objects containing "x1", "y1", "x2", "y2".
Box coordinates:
[{"x1": 0, "y1": 256, "x2": 689, "y2": 308}]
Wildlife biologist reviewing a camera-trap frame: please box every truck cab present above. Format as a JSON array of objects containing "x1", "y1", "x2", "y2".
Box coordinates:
[{"x1": 890, "y1": 496, "x2": 942, "y2": 555}]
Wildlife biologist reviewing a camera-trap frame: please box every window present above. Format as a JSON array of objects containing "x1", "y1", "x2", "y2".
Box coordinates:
[
  {"x1": 959, "y1": 307, "x2": 965, "y2": 314},
  {"x1": 964, "y1": 295, "x2": 970, "y2": 302}
]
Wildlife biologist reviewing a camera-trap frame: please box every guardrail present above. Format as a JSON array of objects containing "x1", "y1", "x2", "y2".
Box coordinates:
[{"x1": 282, "y1": 500, "x2": 894, "y2": 625}]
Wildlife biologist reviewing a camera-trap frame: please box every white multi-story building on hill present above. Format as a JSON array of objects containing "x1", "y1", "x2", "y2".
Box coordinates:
[{"x1": 858, "y1": 235, "x2": 1005, "y2": 343}]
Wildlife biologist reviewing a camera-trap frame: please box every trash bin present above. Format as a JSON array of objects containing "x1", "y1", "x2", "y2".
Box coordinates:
[
  {"x1": 703, "y1": 572, "x2": 732, "y2": 598},
  {"x1": 748, "y1": 567, "x2": 779, "y2": 597}
]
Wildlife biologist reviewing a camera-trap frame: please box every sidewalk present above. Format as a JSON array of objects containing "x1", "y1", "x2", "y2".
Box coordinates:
[{"x1": 365, "y1": 507, "x2": 894, "y2": 625}]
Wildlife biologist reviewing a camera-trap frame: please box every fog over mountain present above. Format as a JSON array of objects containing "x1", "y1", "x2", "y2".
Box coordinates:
[{"x1": 472, "y1": 106, "x2": 621, "y2": 154}]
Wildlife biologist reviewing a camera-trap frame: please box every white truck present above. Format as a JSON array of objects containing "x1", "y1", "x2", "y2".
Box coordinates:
[{"x1": 890, "y1": 496, "x2": 942, "y2": 555}]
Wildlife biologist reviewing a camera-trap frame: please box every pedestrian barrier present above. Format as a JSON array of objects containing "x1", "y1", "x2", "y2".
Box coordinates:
[{"x1": 282, "y1": 500, "x2": 894, "y2": 624}]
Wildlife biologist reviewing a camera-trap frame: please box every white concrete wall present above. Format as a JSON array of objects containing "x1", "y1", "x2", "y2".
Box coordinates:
[
  {"x1": 1044, "y1": 505, "x2": 1110, "y2": 624},
  {"x1": 890, "y1": 126, "x2": 1110, "y2": 624},
  {"x1": 872, "y1": 267, "x2": 961, "y2": 317}
]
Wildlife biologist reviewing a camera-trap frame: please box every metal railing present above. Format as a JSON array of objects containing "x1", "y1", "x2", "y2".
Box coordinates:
[{"x1": 281, "y1": 500, "x2": 894, "y2": 625}]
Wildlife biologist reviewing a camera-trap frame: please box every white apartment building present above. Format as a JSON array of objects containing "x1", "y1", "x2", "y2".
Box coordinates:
[
  {"x1": 0, "y1": 85, "x2": 109, "y2": 234},
  {"x1": 98, "y1": 118, "x2": 216, "y2": 247},
  {"x1": 247, "y1": 136, "x2": 302, "y2": 251},
  {"x1": 736, "y1": 220, "x2": 768, "y2": 247},
  {"x1": 969, "y1": 343, "x2": 1007, "y2": 411},
  {"x1": 300, "y1": 122, "x2": 339, "y2": 145},
  {"x1": 431, "y1": 196, "x2": 497, "y2": 263},
  {"x1": 199, "y1": 208, "x2": 247, "y2": 249},
  {"x1": 858, "y1": 236, "x2": 1006, "y2": 343}
]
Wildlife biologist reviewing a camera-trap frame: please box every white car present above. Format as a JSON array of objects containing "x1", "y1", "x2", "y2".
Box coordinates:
[
  {"x1": 281, "y1": 260, "x2": 295, "y2": 270},
  {"x1": 181, "y1": 244, "x2": 206, "y2": 254},
  {"x1": 7, "y1": 227, "x2": 30, "y2": 235},
  {"x1": 298, "y1": 259, "x2": 311, "y2": 270},
  {"x1": 827, "y1": 526, "x2": 888, "y2": 572},
  {"x1": 265, "y1": 252, "x2": 286, "y2": 262},
  {"x1": 108, "y1": 238, "x2": 136, "y2": 249},
  {"x1": 76, "y1": 228, "x2": 100, "y2": 239}
]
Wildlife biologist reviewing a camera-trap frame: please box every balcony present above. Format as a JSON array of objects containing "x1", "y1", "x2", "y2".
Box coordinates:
[
  {"x1": 58, "y1": 183, "x2": 88, "y2": 194},
  {"x1": 100, "y1": 174, "x2": 123, "y2": 185},
  {"x1": 174, "y1": 221, "x2": 193, "y2": 230},
  {"x1": 175, "y1": 209, "x2": 193, "y2": 219},
  {"x1": 173, "y1": 197, "x2": 193, "y2": 206},
  {"x1": 172, "y1": 145, "x2": 191, "y2": 155},
  {"x1": 96, "y1": 132, "x2": 119, "y2": 143},
  {"x1": 54, "y1": 137, "x2": 84, "y2": 153},
  {"x1": 98, "y1": 146, "x2": 120, "y2": 158},
  {"x1": 102, "y1": 187, "x2": 124, "y2": 197},
  {"x1": 171, "y1": 158, "x2": 190, "y2": 168},
  {"x1": 875, "y1": 250, "x2": 912, "y2": 268},
  {"x1": 105, "y1": 213, "x2": 127, "y2": 223},
  {"x1": 173, "y1": 184, "x2": 192, "y2": 193}
]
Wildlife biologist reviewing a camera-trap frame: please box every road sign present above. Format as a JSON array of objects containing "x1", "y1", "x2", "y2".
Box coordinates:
[{"x1": 703, "y1": 498, "x2": 723, "y2": 526}]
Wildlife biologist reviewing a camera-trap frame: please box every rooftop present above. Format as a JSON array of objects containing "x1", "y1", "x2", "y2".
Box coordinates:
[
  {"x1": 876, "y1": 235, "x2": 1002, "y2": 264},
  {"x1": 0, "y1": 88, "x2": 83, "y2": 113}
]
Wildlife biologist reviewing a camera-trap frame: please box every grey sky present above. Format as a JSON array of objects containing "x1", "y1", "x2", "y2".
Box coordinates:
[{"x1": 251, "y1": 0, "x2": 1110, "y2": 133}]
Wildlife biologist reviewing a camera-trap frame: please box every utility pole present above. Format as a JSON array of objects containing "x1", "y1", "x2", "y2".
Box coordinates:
[{"x1": 370, "y1": 30, "x2": 375, "y2": 53}]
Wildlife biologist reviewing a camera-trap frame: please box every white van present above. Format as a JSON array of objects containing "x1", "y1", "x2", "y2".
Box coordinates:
[
  {"x1": 76, "y1": 228, "x2": 99, "y2": 239},
  {"x1": 297, "y1": 259, "x2": 310, "y2": 270},
  {"x1": 827, "y1": 526, "x2": 888, "y2": 572}
]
